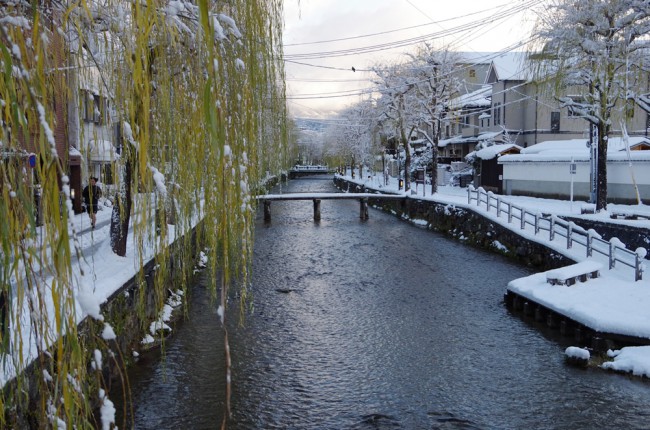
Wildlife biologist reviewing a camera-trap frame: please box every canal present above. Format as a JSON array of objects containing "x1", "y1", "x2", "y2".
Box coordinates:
[{"x1": 113, "y1": 178, "x2": 650, "y2": 429}]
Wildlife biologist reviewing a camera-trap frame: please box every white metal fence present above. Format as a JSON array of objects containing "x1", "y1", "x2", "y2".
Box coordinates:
[{"x1": 467, "y1": 185, "x2": 646, "y2": 281}]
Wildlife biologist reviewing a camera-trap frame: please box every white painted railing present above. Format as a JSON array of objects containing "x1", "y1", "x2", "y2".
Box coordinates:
[
  {"x1": 291, "y1": 165, "x2": 330, "y2": 171},
  {"x1": 467, "y1": 185, "x2": 646, "y2": 281}
]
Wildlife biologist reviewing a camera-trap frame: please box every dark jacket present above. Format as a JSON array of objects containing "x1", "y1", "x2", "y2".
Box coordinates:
[{"x1": 82, "y1": 184, "x2": 102, "y2": 212}]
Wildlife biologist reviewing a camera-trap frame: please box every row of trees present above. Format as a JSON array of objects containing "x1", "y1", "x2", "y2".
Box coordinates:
[
  {"x1": 1, "y1": 0, "x2": 289, "y2": 427},
  {"x1": 324, "y1": 0, "x2": 650, "y2": 210},
  {"x1": 321, "y1": 45, "x2": 463, "y2": 193}
]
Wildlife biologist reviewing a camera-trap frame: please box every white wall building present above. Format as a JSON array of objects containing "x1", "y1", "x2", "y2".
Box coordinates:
[{"x1": 499, "y1": 138, "x2": 650, "y2": 204}]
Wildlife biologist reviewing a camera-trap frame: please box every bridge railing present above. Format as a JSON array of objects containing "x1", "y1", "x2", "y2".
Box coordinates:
[
  {"x1": 467, "y1": 185, "x2": 645, "y2": 281},
  {"x1": 291, "y1": 165, "x2": 329, "y2": 171}
]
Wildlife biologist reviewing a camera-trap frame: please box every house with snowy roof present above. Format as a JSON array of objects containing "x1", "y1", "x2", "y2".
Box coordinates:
[
  {"x1": 470, "y1": 143, "x2": 522, "y2": 194},
  {"x1": 498, "y1": 137, "x2": 650, "y2": 203},
  {"x1": 440, "y1": 51, "x2": 650, "y2": 155}
]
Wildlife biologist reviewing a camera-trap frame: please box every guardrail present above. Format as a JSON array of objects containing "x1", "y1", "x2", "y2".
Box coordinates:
[
  {"x1": 291, "y1": 165, "x2": 330, "y2": 171},
  {"x1": 467, "y1": 185, "x2": 646, "y2": 281}
]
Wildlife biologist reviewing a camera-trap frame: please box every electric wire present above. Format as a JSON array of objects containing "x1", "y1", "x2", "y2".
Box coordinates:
[
  {"x1": 286, "y1": 39, "x2": 538, "y2": 100},
  {"x1": 284, "y1": 1, "x2": 520, "y2": 47},
  {"x1": 284, "y1": 0, "x2": 541, "y2": 60}
]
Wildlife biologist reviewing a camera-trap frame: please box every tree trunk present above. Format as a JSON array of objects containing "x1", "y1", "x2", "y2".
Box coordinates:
[
  {"x1": 431, "y1": 119, "x2": 439, "y2": 194},
  {"x1": 431, "y1": 141, "x2": 438, "y2": 194},
  {"x1": 596, "y1": 122, "x2": 608, "y2": 211},
  {"x1": 110, "y1": 149, "x2": 133, "y2": 256},
  {"x1": 404, "y1": 146, "x2": 411, "y2": 191}
]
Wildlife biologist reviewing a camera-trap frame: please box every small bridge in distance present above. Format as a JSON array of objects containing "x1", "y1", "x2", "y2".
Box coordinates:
[
  {"x1": 288, "y1": 165, "x2": 335, "y2": 179},
  {"x1": 256, "y1": 192, "x2": 405, "y2": 221}
]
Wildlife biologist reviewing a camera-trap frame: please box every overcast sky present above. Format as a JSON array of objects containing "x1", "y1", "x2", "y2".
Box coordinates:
[{"x1": 283, "y1": 0, "x2": 542, "y2": 118}]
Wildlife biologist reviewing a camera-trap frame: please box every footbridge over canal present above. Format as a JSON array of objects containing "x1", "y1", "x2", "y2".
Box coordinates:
[
  {"x1": 256, "y1": 192, "x2": 406, "y2": 221},
  {"x1": 288, "y1": 165, "x2": 335, "y2": 179}
]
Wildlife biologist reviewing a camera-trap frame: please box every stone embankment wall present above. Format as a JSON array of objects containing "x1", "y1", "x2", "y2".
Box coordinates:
[
  {"x1": 335, "y1": 177, "x2": 650, "y2": 265},
  {"x1": 334, "y1": 177, "x2": 573, "y2": 271},
  {"x1": 564, "y1": 216, "x2": 650, "y2": 257}
]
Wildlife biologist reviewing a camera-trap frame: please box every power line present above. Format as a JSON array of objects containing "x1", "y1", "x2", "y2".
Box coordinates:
[
  {"x1": 284, "y1": 0, "x2": 541, "y2": 60},
  {"x1": 286, "y1": 40, "x2": 537, "y2": 101},
  {"x1": 284, "y1": 1, "x2": 513, "y2": 47}
]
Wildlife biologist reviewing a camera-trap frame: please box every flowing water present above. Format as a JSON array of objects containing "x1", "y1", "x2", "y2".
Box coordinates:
[{"x1": 112, "y1": 178, "x2": 650, "y2": 429}]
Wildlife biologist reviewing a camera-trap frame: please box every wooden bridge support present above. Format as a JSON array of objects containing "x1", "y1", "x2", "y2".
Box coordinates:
[
  {"x1": 359, "y1": 198, "x2": 369, "y2": 220},
  {"x1": 313, "y1": 199, "x2": 321, "y2": 221},
  {"x1": 264, "y1": 200, "x2": 271, "y2": 221}
]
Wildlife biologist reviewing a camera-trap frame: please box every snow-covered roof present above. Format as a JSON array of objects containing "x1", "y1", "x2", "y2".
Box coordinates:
[
  {"x1": 438, "y1": 135, "x2": 464, "y2": 147},
  {"x1": 489, "y1": 51, "x2": 531, "y2": 81},
  {"x1": 475, "y1": 143, "x2": 522, "y2": 160},
  {"x1": 450, "y1": 85, "x2": 491, "y2": 109},
  {"x1": 477, "y1": 131, "x2": 503, "y2": 141},
  {"x1": 439, "y1": 130, "x2": 505, "y2": 148},
  {"x1": 500, "y1": 137, "x2": 650, "y2": 163}
]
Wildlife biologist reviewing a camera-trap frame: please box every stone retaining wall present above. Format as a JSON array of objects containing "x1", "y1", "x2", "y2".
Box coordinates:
[
  {"x1": 564, "y1": 216, "x2": 650, "y2": 259},
  {"x1": 334, "y1": 177, "x2": 573, "y2": 271}
]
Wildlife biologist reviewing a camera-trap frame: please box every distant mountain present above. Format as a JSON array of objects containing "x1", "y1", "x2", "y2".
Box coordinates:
[
  {"x1": 288, "y1": 103, "x2": 340, "y2": 120},
  {"x1": 294, "y1": 117, "x2": 329, "y2": 133}
]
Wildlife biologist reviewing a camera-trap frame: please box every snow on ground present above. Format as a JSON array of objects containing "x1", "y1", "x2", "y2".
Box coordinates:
[
  {"x1": 346, "y1": 172, "x2": 650, "y2": 377},
  {"x1": 1, "y1": 195, "x2": 198, "y2": 388},
  {"x1": 4, "y1": 174, "x2": 649, "y2": 391}
]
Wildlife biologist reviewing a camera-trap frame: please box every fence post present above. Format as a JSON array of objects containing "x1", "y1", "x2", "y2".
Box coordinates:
[
  {"x1": 635, "y1": 253, "x2": 643, "y2": 281},
  {"x1": 534, "y1": 213, "x2": 540, "y2": 234},
  {"x1": 586, "y1": 233, "x2": 592, "y2": 257},
  {"x1": 467, "y1": 187, "x2": 471, "y2": 204},
  {"x1": 496, "y1": 198, "x2": 501, "y2": 217},
  {"x1": 477, "y1": 189, "x2": 481, "y2": 207},
  {"x1": 549, "y1": 216, "x2": 555, "y2": 241},
  {"x1": 520, "y1": 208, "x2": 525, "y2": 230},
  {"x1": 567, "y1": 222, "x2": 573, "y2": 249},
  {"x1": 486, "y1": 192, "x2": 491, "y2": 212},
  {"x1": 507, "y1": 203, "x2": 512, "y2": 223},
  {"x1": 609, "y1": 241, "x2": 616, "y2": 269}
]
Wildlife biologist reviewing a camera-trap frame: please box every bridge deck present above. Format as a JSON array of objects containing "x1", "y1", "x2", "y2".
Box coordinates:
[{"x1": 257, "y1": 192, "x2": 405, "y2": 201}]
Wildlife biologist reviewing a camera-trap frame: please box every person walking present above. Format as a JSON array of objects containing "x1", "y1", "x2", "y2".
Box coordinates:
[{"x1": 82, "y1": 176, "x2": 102, "y2": 229}]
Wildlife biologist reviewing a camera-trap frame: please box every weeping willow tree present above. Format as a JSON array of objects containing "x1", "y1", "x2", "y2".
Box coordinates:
[{"x1": 0, "y1": 0, "x2": 289, "y2": 427}]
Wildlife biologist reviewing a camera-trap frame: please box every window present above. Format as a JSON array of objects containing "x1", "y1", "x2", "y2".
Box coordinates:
[
  {"x1": 101, "y1": 163, "x2": 114, "y2": 185},
  {"x1": 480, "y1": 114, "x2": 490, "y2": 128},
  {"x1": 551, "y1": 111, "x2": 560, "y2": 132},
  {"x1": 493, "y1": 103, "x2": 502, "y2": 126},
  {"x1": 469, "y1": 69, "x2": 476, "y2": 78},
  {"x1": 81, "y1": 91, "x2": 95, "y2": 122},
  {"x1": 80, "y1": 90, "x2": 109, "y2": 125}
]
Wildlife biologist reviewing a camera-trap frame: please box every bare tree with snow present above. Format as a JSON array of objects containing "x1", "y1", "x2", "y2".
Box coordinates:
[{"x1": 530, "y1": 0, "x2": 650, "y2": 210}]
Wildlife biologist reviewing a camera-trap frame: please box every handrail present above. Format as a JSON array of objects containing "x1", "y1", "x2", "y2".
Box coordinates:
[
  {"x1": 467, "y1": 185, "x2": 645, "y2": 281},
  {"x1": 291, "y1": 165, "x2": 330, "y2": 171}
]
